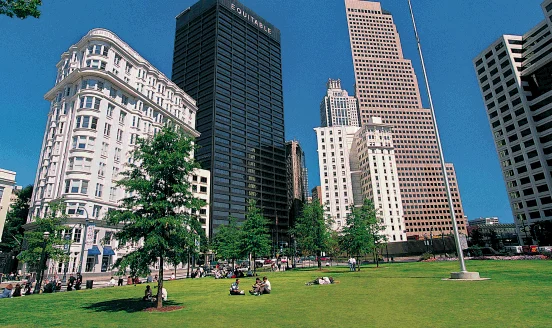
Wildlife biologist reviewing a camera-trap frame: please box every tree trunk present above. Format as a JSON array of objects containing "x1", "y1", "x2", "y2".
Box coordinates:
[
  {"x1": 186, "y1": 252, "x2": 190, "y2": 278},
  {"x1": 156, "y1": 257, "x2": 164, "y2": 309},
  {"x1": 356, "y1": 256, "x2": 360, "y2": 271},
  {"x1": 317, "y1": 251, "x2": 321, "y2": 270},
  {"x1": 253, "y1": 252, "x2": 256, "y2": 275},
  {"x1": 376, "y1": 250, "x2": 379, "y2": 268}
]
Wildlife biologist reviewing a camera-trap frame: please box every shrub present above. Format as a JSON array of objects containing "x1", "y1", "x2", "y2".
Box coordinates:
[{"x1": 420, "y1": 252, "x2": 433, "y2": 261}]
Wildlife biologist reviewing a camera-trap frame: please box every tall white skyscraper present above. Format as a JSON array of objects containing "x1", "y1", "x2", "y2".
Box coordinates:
[
  {"x1": 29, "y1": 28, "x2": 209, "y2": 274},
  {"x1": 353, "y1": 117, "x2": 406, "y2": 242},
  {"x1": 314, "y1": 126, "x2": 360, "y2": 230},
  {"x1": 320, "y1": 79, "x2": 360, "y2": 127},
  {"x1": 474, "y1": 0, "x2": 552, "y2": 244}
]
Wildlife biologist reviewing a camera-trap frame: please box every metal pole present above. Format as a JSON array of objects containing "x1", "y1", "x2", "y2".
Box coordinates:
[
  {"x1": 77, "y1": 207, "x2": 90, "y2": 275},
  {"x1": 33, "y1": 232, "x2": 50, "y2": 294},
  {"x1": 407, "y1": 0, "x2": 467, "y2": 273}
]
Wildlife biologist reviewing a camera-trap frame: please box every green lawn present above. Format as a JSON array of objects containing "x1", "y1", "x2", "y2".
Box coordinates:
[{"x1": 2, "y1": 260, "x2": 551, "y2": 327}]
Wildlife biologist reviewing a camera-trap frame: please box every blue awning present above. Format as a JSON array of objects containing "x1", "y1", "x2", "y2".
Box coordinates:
[
  {"x1": 103, "y1": 246, "x2": 115, "y2": 256},
  {"x1": 87, "y1": 245, "x2": 101, "y2": 256}
]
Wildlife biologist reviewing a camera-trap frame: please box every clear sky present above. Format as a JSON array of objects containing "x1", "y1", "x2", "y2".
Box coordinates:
[{"x1": 0, "y1": 0, "x2": 546, "y2": 223}]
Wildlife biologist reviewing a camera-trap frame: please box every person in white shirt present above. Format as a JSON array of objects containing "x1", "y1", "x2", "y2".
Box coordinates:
[
  {"x1": 108, "y1": 277, "x2": 117, "y2": 287},
  {"x1": 260, "y1": 276, "x2": 271, "y2": 294},
  {"x1": 161, "y1": 287, "x2": 167, "y2": 301}
]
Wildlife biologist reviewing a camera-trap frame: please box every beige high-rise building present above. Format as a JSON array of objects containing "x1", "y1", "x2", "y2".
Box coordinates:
[{"x1": 345, "y1": 0, "x2": 466, "y2": 238}]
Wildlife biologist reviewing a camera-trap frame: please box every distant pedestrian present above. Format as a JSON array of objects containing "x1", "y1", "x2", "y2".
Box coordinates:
[
  {"x1": 127, "y1": 276, "x2": 133, "y2": 285},
  {"x1": 351, "y1": 257, "x2": 357, "y2": 271},
  {"x1": 108, "y1": 277, "x2": 116, "y2": 287},
  {"x1": 118, "y1": 276, "x2": 124, "y2": 286},
  {"x1": 170, "y1": 273, "x2": 175, "y2": 280},
  {"x1": 68, "y1": 274, "x2": 76, "y2": 291},
  {"x1": 147, "y1": 274, "x2": 153, "y2": 283}
]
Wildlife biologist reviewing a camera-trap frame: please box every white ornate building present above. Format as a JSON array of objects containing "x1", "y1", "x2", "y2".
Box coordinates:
[
  {"x1": 353, "y1": 117, "x2": 406, "y2": 242},
  {"x1": 28, "y1": 28, "x2": 209, "y2": 275}
]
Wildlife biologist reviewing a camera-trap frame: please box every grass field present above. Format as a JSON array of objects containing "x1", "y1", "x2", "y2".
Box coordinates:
[{"x1": 2, "y1": 260, "x2": 551, "y2": 327}]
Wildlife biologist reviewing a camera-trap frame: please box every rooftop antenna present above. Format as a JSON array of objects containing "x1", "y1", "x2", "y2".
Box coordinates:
[{"x1": 407, "y1": 0, "x2": 488, "y2": 280}]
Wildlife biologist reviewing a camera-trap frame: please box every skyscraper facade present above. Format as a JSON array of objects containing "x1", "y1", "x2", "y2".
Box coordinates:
[
  {"x1": 320, "y1": 78, "x2": 360, "y2": 127},
  {"x1": 0, "y1": 168, "x2": 17, "y2": 242},
  {"x1": 286, "y1": 140, "x2": 307, "y2": 227},
  {"x1": 345, "y1": 0, "x2": 467, "y2": 238},
  {"x1": 474, "y1": 0, "x2": 552, "y2": 244},
  {"x1": 172, "y1": 0, "x2": 287, "y2": 235},
  {"x1": 314, "y1": 126, "x2": 360, "y2": 230},
  {"x1": 28, "y1": 28, "x2": 208, "y2": 274},
  {"x1": 353, "y1": 117, "x2": 406, "y2": 242}
]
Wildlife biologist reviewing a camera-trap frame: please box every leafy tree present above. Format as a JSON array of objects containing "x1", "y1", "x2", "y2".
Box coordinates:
[
  {"x1": 469, "y1": 228, "x2": 485, "y2": 247},
  {"x1": 18, "y1": 199, "x2": 70, "y2": 272},
  {"x1": 184, "y1": 215, "x2": 208, "y2": 276},
  {"x1": 0, "y1": 185, "x2": 32, "y2": 253},
  {"x1": 106, "y1": 126, "x2": 205, "y2": 309},
  {"x1": 340, "y1": 199, "x2": 385, "y2": 271},
  {"x1": 212, "y1": 216, "x2": 242, "y2": 269},
  {"x1": 241, "y1": 200, "x2": 271, "y2": 273},
  {"x1": 0, "y1": 0, "x2": 42, "y2": 19},
  {"x1": 531, "y1": 220, "x2": 552, "y2": 246},
  {"x1": 291, "y1": 202, "x2": 331, "y2": 270}
]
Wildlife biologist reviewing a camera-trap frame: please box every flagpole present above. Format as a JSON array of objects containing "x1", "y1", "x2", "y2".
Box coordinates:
[{"x1": 407, "y1": 0, "x2": 486, "y2": 280}]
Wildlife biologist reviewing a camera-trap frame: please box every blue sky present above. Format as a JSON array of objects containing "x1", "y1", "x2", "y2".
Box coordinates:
[{"x1": 0, "y1": 0, "x2": 546, "y2": 223}]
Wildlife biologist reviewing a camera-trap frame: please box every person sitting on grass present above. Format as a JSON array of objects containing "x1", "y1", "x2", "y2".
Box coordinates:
[
  {"x1": 108, "y1": 277, "x2": 116, "y2": 287},
  {"x1": 230, "y1": 278, "x2": 245, "y2": 295},
  {"x1": 249, "y1": 278, "x2": 262, "y2": 295},
  {"x1": 259, "y1": 276, "x2": 271, "y2": 294},
  {"x1": 143, "y1": 285, "x2": 153, "y2": 301},
  {"x1": 0, "y1": 284, "x2": 13, "y2": 298}
]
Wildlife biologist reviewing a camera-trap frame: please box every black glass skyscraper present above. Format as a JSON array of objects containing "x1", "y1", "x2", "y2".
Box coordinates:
[{"x1": 173, "y1": 0, "x2": 287, "y2": 236}]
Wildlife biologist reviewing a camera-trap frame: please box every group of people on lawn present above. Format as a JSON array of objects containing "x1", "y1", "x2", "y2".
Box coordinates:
[
  {"x1": 229, "y1": 276, "x2": 271, "y2": 296},
  {"x1": 142, "y1": 285, "x2": 168, "y2": 302}
]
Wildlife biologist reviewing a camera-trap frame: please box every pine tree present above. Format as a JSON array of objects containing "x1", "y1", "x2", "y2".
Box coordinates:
[
  {"x1": 291, "y1": 202, "x2": 331, "y2": 270},
  {"x1": 212, "y1": 216, "x2": 242, "y2": 269},
  {"x1": 340, "y1": 198, "x2": 386, "y2": 270},
  {"x1": 18, "y1": 199, "x2": 70, "y2": 274},
  {"x1": 106, "y1": 126, "x2": 205, "y2": 309},
  {"x1": 241, "y1": 200, "x2": 271, "y2": 273},
  {"x1": 0, "y1": 185, "x2": 32, "y2": 253}
]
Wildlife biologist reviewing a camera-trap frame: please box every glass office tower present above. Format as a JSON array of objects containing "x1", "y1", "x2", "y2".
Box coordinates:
[{"x1": 173, "y1": 0, "x2": 287, "y2": 236}]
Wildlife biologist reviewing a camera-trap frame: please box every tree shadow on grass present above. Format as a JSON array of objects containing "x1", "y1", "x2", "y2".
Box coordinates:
[{"x1": 83, "y1": 298, "x2": 183, "y2": 313}]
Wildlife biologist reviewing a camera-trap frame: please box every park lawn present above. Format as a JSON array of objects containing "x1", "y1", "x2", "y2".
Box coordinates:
[{"x1": 2, "y1": 260, "x2": 551, "y2": 328}]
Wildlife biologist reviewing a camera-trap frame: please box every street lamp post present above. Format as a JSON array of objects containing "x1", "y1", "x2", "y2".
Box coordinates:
[
  {"x1": 62, "y1": 232, "x2": 72, "y2": 283},
  {"x1": 33, "y1": 231, "x2": 50, "y2": 294},
  {"x1": 77, "y1": 206, "x2": 90, "y2": 275}
]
